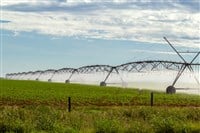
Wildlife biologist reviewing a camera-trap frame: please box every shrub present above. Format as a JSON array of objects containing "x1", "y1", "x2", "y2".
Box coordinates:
[{"x1": 94, "y1": 119, "x2": 120, "y2": 133}]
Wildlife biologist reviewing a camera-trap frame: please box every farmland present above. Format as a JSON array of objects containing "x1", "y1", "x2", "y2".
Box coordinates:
[{"x1": 0, "y1": 79, "x2": 200, "y2": 132}]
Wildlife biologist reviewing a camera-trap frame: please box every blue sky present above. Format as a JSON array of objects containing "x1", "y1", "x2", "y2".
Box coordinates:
[{"x1": 0, "y1": 0, "x2": 199, "y2": 76}]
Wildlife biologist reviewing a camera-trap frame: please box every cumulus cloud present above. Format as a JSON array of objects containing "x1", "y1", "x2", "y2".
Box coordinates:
[
  {"x1": 0, "y1": 0, "x2": 56, "y2": 6},
  {"x1": 129, "y1": 49, "x2": 199, "y2": 55},
  {"x1": 1, "y1": 0, "x2": 200, "y2": 48}
]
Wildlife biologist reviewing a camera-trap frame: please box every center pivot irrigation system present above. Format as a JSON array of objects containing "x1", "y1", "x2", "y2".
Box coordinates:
[
  {"x1": 6, "y1": 37, "x2": 200, "y2": 94},
  {"x1": 163, "y1": 37, "x2": 200, "y2": 93}
]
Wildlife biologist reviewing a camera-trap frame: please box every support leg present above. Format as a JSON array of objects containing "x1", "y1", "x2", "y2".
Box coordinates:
[
  {"x1": 166, "y1": 65, "x2": 186, "y2": 94},
  {"x1": 65, "y1": 70, "x2": 77, "y2": 84},
  {"x1": 100, "y1": 68, "x2": 113, "y2": 86},
  {"x1": 187, "y1": 65, "x2": 200, "y2": 85},
  {"x1": 172, "y1": 65, "x2": 186, "y2": 86}
]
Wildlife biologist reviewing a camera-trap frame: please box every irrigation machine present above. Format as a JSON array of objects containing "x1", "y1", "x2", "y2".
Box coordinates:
[{"x1": 5, "y1": 37, "x2": 200, "y2": 94}]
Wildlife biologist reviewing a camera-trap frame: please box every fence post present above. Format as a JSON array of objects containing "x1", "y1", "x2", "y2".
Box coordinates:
[
  {"x1": 151, "y1": 92, "x2": 154, "y2": 107},
  {"x1": 68, "y1": 97, "x2": 71, "y2": 112}
]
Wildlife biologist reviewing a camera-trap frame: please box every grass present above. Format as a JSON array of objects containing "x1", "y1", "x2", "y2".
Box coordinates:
[
  {"x1": 0, "y1": 106, "x2": 200, "y2": 133},
  {"x1": 0, "y1": 79, "x2": 200, "y2": 132},
  {"x1": 1, "y1": 79, "x2": 200, "y2": 107}
]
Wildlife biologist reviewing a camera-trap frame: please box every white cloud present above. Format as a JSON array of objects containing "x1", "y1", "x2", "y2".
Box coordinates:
[
  {"x1": 129, "y1": 49, "x2": 198, "y2": 55},
  {"x1": 0, "y1": 0, "x2": 57, "y2": 6},
  {"x1": 1, "y1": 0, "x2": 32, "y2": 6},
  {"x1": 1, "y1": 1, "x2": 200, "y2": 48},
  {"x1": 0, "y1": 0, "x2": 177, "y2": 6}
]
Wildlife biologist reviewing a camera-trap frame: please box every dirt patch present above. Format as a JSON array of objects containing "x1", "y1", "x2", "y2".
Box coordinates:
[{"x1": 0, "y1": 98, "x2": 199, "y2": 108}]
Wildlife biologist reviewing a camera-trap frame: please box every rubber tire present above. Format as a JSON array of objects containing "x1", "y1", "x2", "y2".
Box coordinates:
[
  {"x1": 100, "y1": 82, "x2": 106, "y2": 86},
  {"x1": 166, "y1": 86, "x2": 176, "y2": 94},
  {"x1": 65, "y1": 80, "x2": 70, "y2": 83}
]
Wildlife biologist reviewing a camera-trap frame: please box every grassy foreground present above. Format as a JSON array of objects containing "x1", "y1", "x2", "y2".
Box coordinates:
[{"x1": 0, "y1": 79, "x2": 200, "y2": 132}]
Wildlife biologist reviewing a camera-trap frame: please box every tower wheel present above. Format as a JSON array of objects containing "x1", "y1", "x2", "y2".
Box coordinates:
[
  {"x1": 166, "y1": 86, "x2": 176, "y2": 94},
  {"x1": 100, "y1": 81, "x2": 106, "y2": 86},
  {"x1": 65, "y1": 80, "x2": 70, "y2": 83}
]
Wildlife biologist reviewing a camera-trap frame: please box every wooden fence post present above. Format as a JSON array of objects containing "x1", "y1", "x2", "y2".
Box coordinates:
[
  {"x1": 68, "y1": 97, "x2": 71, "y2": 112},
  {"x1": 151, "y1": 92, "x2": 154, "y2": 107}
]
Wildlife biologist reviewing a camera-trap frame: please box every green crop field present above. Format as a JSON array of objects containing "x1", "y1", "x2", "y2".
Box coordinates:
[{"x1": 0, "y1": 79, "x2": 200, "y2": 132}]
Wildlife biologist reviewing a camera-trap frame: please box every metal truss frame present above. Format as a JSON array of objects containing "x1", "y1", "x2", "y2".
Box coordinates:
[
  {"x1": 163, "y1": 37, "x2": 200, "y2": 93},
  {"x1": 6, "y1": 60, "x2": 199, "y2": 89},
  {"x1": 5, "y1": 38, "x2": 199, "y2": 94}
]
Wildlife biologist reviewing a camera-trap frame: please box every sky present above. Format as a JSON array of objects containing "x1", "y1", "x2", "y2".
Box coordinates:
[{"x1": 0, "y1": 0, "x2": 200, "y2": 77}]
